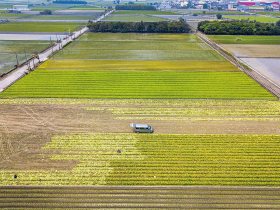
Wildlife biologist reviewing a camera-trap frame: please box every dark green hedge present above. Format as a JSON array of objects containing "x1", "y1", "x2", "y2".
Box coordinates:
[
  {"x1": 198, "y1": 20, "x2": 280, "y2": 35},
  {"x1": 87, "y1": 21, "x2": 191, "y2": 33}
]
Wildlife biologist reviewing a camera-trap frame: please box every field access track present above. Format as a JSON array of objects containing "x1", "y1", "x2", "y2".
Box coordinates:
[{"x1": 1, "y1": 186, "x2": 280, "y2": 209}]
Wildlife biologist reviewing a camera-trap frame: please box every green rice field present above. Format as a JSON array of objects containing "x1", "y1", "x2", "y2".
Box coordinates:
[
  {"x1": 103, "y1": 15, "x2": 166, "y2": 22},
  {"x1": 30, "y1": 7, "x2": 70, "y2": 11},
  {"x1": 207, "y1": 35, "x2": 280, "y2": 45},
  {"x1": 0, "y1": 41, "x2": 51, "y2": 74},
  {"x1": 113, "y1": 10, "x2": 177, "y2": 15},
  {"x1": 223, "y1": 15, "x2": 278, "y2": 22},
  {"x1": 0, "y1": 70, "x2": 275, "y2": 99},
  {"x1": 1, "y1": 133, "x2": 279, "y2": 186},
  {"x1": 26, "y1": 15, "x2": 97, "y2": 21},
  {"x1": 0, "y1": 22, "x2": 84, "y2": 32},
  {"x1": 1, "y1": 33, "x2": 276, "y2": 100},
  {"x1": 69, "y1": 7, "x2": 105, "y2": 10},
  {"x1": 0, "y1": 13, "x2": 32, "y2": 19},
  {"x1": 254, "y1": 12, "x2": 280, "y2": 17},
  {"x1": 55, "y1": 33, "x2": 226, "y2": 61}
]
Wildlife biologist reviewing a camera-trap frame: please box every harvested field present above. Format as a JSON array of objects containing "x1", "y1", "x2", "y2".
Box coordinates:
[
  {"x1": 0, "y1": 98, "x2": 279, "y2": 134},
  {"x1": 221, "y1": 44, "x2": 280, "y2": 58}
]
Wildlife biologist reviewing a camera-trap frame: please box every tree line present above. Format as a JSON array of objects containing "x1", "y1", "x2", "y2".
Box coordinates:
[
  {"x1": 87, "y1": 21, "x2": 191, "y2": 33},
  {"x1": 198, "y1": 20, "x2": 280, "y2": 35},
  {"x1": 115, "y1": 4, "x2": 156, "y2": 10}
]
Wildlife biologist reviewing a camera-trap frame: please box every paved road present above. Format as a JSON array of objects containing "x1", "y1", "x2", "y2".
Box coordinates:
[{"x1": 0, "y1": 9, "x2": 114, "y2": 93}]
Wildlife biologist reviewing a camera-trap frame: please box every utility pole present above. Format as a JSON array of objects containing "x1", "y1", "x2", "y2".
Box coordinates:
[
  {"x1": 14, "y1": 52, "x2": 19, "y2": 67},
  {"x1": 24, "y1": 50, "x2": 31, "y2": 70}
]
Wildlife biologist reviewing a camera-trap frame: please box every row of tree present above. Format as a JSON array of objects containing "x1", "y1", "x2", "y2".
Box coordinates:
[
  {"x1": 115, "y1": 4, "x2": 156, "y2": 10},
  {"x1": 198, "y1": 20, "x2": 280, "y2": 35},
  {"x1": 87, "y1": 21, "x2": 191, "y2": 33}
]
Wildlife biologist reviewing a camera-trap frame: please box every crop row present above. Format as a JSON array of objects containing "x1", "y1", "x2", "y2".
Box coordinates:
[
  {"x1": 1, "y1": 133, "x2": 279, "y2": 186},
  {"x1": 38, "y1": 60, "x2": 238, "y2": 71},
  {"x1": 0, "y1": 98, "x2": 278, "y2": 106},
  {"x1": 0, "y1": 71, "x2": 275, "y2": 99},
  {"x1": 84, "y1": 106, "x2": 280, "y2": 116}
]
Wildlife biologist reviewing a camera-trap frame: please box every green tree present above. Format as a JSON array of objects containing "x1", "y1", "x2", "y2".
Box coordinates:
[
  {"x1": 216, "y1": 14, "x2": 222, "y2": 19},
  {"x1": 40, "y1": 9, "x2": 52, "y2": 15}
]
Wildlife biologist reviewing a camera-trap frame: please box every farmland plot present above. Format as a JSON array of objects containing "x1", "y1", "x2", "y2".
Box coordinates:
[
  {"x1": 0, "y1": 70, "x2": 275, "y2": 99},
  {"x1": 0, "y1": 133, "x2": 280, "y2": 186},
  {"x1": 0, "y1": 40, "x2": 50, "y2": 74},
  {"x1": 0, "y1": 22, "x2": 84, "y2": 33},
  {"x1": 55, "y1": 33, "x2": 225, "y2": 61}
]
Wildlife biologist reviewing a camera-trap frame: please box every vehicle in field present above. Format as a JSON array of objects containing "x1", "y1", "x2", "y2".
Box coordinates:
[{"x1": 130, "y1": 123, "x2": 153, "y2": 133}]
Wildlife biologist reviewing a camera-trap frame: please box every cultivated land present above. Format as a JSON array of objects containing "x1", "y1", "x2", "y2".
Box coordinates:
[
  {"x1": 0, "y1": 30, "x2": 279, "y2": 198},
  {"x1": 0, "y1": 70, "x2": 275, "y2": 99},
  {"x1": 208, "y1": 35, "x2": 280, "y2": 45},
  {"x1": 25, "y1": 15, "x2": 99, "y2": 21},
  {"x1": 2, "y1": 33, "x2": 275, "y2": 99},
  {"x1": 223, "y1": 15, "x2": 278, "y2": 22},
  {"x1": 0, "y1": 22, "x2": 84, "y2": 32},
  {"x1": 103, "y1": 15, "x2": 166, "y2": 22},
  {"x1": 221, "y1": 44, "x2": 280, "y2": 57},
  {"x1": 0, "y1": 40, "x2": 50, "y2": 74},
  {"x1": 1, "y1": 186, "x2": 280, "y2": 209},
  {"x1": 113, "y1": 10, "x2": 178, "y2": 15},
  {"x1": 0, "y1": 99, "x2": 279, "y2": 186}
]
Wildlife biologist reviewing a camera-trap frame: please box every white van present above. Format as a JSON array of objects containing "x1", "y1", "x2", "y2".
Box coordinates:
[{"x1": 130, "y1": 123, "x2": 153, "y2": 133}]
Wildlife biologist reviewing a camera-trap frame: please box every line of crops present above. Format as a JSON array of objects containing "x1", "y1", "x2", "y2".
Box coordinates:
[
  {"x1": 0, "y1": 70, "x2": 275, "y2": 99},
  {"x1": 1, "y1": 133, "x2": 279, "y2": 186},
  {"x1": 84, "y1": 103, "x2": 280, "y2": 121},
  {"x1": 1, "y1": 186, "x2": 280, "y2": 209},
  {"x1": 38, "y1": 60, "x2": 238, "y2": 71}
]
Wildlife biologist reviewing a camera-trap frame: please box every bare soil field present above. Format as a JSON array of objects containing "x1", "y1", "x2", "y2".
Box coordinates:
[{"x1": 221, "y1": 44, "x2": 280, "y2": 58}]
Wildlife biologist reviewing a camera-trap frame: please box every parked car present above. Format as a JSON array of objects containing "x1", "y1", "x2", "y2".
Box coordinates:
[{"x1": 130, "y1": 123, "x2": 153, "y2": 133}]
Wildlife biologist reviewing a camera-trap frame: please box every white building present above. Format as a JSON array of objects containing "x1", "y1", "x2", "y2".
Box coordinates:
[{"x1": 13, "y1": 5, "x2": 30, "y2": 11}]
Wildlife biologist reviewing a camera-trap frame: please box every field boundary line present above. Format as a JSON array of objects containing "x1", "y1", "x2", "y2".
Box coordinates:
[
  {"x1": 1, "y1": 185, "x2": 280, "y2": 190},
  {"x1": 196, "y1": 31, "x2": 280, "y2": 99}
]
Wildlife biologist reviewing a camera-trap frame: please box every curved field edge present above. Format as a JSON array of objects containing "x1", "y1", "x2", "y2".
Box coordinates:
[
  {"x1": 38, "y1": 60, "x2": 239, "y2": 71},
  {"x1": 0, "y1": 70, "x2": 275, "y2": 100},
  {"x1": 1, "y1": 133, "x2": 280, "y2": 186}
]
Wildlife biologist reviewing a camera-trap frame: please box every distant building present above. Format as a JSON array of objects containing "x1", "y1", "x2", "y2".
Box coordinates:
[{"x1": 13, "y1": 5, "x2": 30, "y2": 11}]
